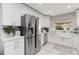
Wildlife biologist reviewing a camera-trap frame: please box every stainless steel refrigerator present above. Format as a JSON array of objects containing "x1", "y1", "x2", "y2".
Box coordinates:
[{"x1": 21, "y1": 14, "x2": 41, "y2": 55}]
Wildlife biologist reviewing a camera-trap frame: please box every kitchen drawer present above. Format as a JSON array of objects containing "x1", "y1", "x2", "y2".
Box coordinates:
[
  {"x1": 72, "y1": 38, "x2": 78, "y2": 48},
  {"x1": 4, "y1": 38, "x2": 24, "y2": 46},
  {"x1": 4, "y1": 45, "x2": 15, "y2": 55},
  {"x1": 4, "y1": 40, "x2": 15, "y2": 47},
  {"x1": 63, "y1": 39, "x2": 73, "y2": 47},
  {"x1": 15, "y1": 38, "x2": 24, "y2": 43},
  {"x1": 16, "y1": 43, "x2": 24, "y2": 55}
]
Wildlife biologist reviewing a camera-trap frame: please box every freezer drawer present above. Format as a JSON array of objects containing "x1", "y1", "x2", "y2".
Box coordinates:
[{"x1": 26, "y1": 37, "x2": 35, "y2": 55}]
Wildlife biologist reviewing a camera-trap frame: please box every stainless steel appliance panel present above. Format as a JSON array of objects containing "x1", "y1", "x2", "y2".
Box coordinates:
[{"x1": 21, "y1": 14, "x2": 41, "y2": 55}]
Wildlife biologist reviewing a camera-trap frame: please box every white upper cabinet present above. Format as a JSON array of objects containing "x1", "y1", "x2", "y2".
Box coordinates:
[
  {"x1": 75, "y1": 9, "x2": 79, "y2": 26},
  {"x1": 21, "y1": 7, "x2": 27, "y2": 16},
  {"x1": 2, "y1": 3, "x2": 21, "y2": 26},
  {"x1": 12, "y1": 4, "x2": 21, "y2": 26},
  {"x1": 2, "y1": 3, "x2": 13, "y2": 25},
  {"x1": 44, "y1": 16, "x2": 50, "y2": 27},
  {"x1": 4, "y1": 37, "x2": 24, "y2": 55}
]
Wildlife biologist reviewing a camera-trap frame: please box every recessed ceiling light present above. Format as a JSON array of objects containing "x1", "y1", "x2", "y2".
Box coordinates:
[
  {"x1": 38, "y1": 3, "x2": 42, "y2": 6},
  {"x1": 67, "y1": 5, "x2": 71, "y2": 8},
  {"x1": 48, "y1": 10, "x2": 52, "y2": 14}
]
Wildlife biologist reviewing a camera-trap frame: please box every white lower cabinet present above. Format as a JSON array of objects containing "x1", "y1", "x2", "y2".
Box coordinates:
[
  {"x1": 72, "y1": 39, "x2": 78, "y2": 48},
  {"x1": 49, "y1": 36, "x2": 63, "y2": 45},
  {"x1": 16, "y1": 43, "x2": 24, "y2": 55},
  {"x1": 54, "y1": 37, "x2": 63, "y2": 45},
  {"x1": 50, "y1": 32, "x2": 79, "y2": 51},
  {"x1": 4, "y1": 37, "x2": 24, "y2": 55},
  {"x1": 63, "y1": 39, "x2": 73, "y2": 47},
  {"x1": 4, "y1": 46, "x2": 15, "y2": 55},
  {"x1": 15, "y1": 39, "x2": 24, "y2": 55},
  {"x1": 77, "y1": 39, "x2": 79, "y2": 51},
  {"x1": 41, "y1": 33, "x2": 44, "y2": 46}
]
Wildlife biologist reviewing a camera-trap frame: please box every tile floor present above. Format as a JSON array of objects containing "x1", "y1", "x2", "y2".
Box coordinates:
[
  {"x1": 36, "y1": 42, "x2": 79, "y2": 55},
  {"x1": 36, "y1": 33, "x2": 79, "y2": 55}
]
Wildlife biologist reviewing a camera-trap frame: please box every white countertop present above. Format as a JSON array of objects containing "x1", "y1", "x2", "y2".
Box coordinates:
[
  {"x1": 53, "y1": 31, "x2": 79, "y2": 39},
  {"x1": 1, "y1": 36, "x2": 24, "y2": 41}
]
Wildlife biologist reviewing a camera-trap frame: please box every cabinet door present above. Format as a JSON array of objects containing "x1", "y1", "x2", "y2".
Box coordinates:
[
  {"x1": 64, "y1": 39, "x2": 73, "y2": 47},
  {"x1": 72, "y1": 39, "x2": 78, "y2": 48},
  {"x1": 56, "y1": 37, "x2": 63, "y2": 45},
  {"x1": 15, "y1": 38, "x2": 24, "y2": 55},
  {"x1": 76, "y1": 36, "x2": 79, "y2": 51},
  {"x1": 76, "y1": 12, "x2": 79, "y2": 26},
  {"x1": 4, "y1": 45, "x2": 15, "y2": 55},
  {"x1": 71, "y1": 34, "x2": 78, "y2": 48},
  {"x1": 16, "y1": 43, "x2": 24, "y2": 55},
  {"x1": 12, "y1": 4, "x2": 21, "y2": 26},
  {"x1": 21, "y1": 7, "x2": 27, "y2": 16},
  {"x1": 2, "y1": 3, "x2": 13, "y2": 25},
  {"x1": 41, "y1": 33, "x2": 44, "y2": 46}
]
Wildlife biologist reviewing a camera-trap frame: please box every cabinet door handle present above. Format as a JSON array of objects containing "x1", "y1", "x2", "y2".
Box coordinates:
[
  {"x1": 15, "y1": 44, "x2": 16, "y2": 50},
  {"x1": 15, "y1": 40, "x2": 19, "y2": 49},
  {"x1": 14, "y1": 41, "x2": 17, "y2": 49}
]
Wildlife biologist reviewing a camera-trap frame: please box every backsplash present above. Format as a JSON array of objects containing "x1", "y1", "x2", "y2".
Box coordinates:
[{"x1": 2, "y1": 26, "x2": 21, "y2": 37}]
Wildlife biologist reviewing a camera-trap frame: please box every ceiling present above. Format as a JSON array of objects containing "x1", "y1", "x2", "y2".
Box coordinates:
[{"x1": 26, "y1": 3, "x2": 79, "y2": 16}]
